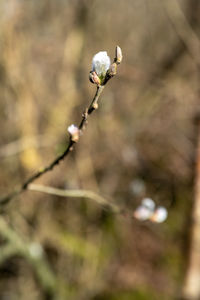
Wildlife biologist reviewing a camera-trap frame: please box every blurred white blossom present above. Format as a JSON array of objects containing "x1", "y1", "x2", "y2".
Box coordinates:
[
  {"x1": 141, "y1": 198, "x2": 155, "y2": 211},
  {"x1": 133, "y1": 198, "x2": 168, "y2": 223},
  {"x1": 133, "y1": 205, "x2": 154, "y2": 221},
  {"x1": 130, "y1": 178, "x2": 146, "y2": 196},
  {"x1": 92, "y1": 51, "x2": 111, "y2": 79},
  {"x1": 133, "y1": 198, "x2": 155, "y2": 221},
  {"x1": 29, "y1": 243, "x2": 43, "y2": 259},
  {"x1": 150, "y1": 206, "x2": 168, "y2": 223}
]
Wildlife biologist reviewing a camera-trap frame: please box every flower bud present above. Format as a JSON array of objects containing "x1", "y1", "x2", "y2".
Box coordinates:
[
  {"x1": 67, "y1": 124, "x2": 80, "y2": 142},
  {"x1": 109, "y1": 63, "x2": 117, "y2": 76},
  {"x1": 115, "y1": 46, "x2": 122, "y2": 64},
  {"x1": 92, "y1": 102, "x2": 98, "y2": 110},
  {"x1": 92, "y1": 51, "x2": 111, "y2": 83}
]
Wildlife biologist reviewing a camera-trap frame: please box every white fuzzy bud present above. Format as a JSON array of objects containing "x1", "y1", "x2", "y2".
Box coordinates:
[
  {"x1": 67, "y1": 124, "x2": 80, "y2": 142},
  {"x1": 92, "y1": 51, "x2": 111, "y2": 79}
]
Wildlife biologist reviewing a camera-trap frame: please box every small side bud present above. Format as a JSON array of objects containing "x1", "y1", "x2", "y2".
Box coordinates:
[
  {"x1": 92, "y1": 102, "x2": 98, "y2": 110},
  {"x1": 89, "y1": 71, "x2": 101, "y2": 85},
  {"x1": 108, "y1": 63, "x2": 117, "y2": 77},
  {"x1": 115, "y1": 46, "x2": 123, "y2": 64},
  {"x1": 103, "y1": 63, "x2": 117, "y2": 85},
  {"x1": 67, "y1": 124, "x2": 80, "y2": 142}
]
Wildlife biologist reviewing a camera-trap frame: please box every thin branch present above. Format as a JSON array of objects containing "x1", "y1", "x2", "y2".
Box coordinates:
[
  {"x1": 0, "y1": 46, "x2": 122, "y2": 206},
  {"x1": 28, "y1": 184, "x2": 121, "y2": 214}
]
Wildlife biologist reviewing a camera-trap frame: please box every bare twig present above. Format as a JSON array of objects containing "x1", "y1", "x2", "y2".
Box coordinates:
[
  {"x1": 0, "y1": 46, "x2": 122, "y2": 206},
  {"x1": 28, "y1": 184, "x2": 121, "y2": 214}
]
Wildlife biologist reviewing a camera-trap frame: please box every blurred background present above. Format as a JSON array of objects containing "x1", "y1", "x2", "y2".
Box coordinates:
[{"x1": 0, "y1": 0, "x2": 200, "y2": 299}]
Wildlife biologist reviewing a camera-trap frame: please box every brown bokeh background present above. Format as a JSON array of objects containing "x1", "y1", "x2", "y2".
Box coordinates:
[{"x1": 0, "y1": 0, "x2": 200, "y2": 299}]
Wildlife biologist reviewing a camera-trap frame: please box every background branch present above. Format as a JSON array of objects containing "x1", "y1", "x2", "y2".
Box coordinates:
[{"x1": 28, "y1": 183, "x2": 121, "y2": 214}]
